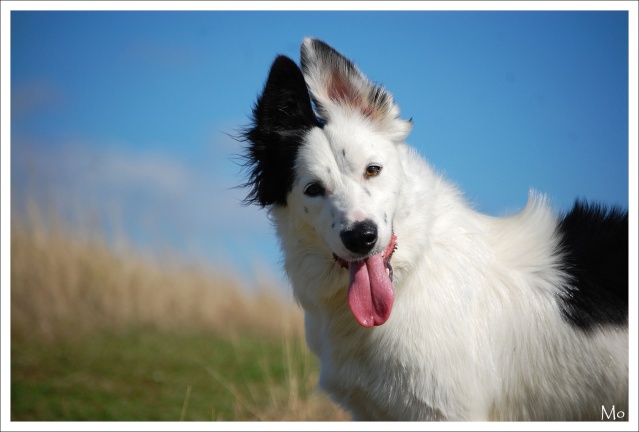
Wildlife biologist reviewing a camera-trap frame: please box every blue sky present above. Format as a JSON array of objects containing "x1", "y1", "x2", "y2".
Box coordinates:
[{"x1": 5, "y1": 5, "x2": 635, "y2": 296}]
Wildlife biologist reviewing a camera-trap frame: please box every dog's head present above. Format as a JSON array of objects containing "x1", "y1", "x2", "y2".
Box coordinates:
[{"x1": 242, "y1": 39, "x2": 412, "y2": 327}]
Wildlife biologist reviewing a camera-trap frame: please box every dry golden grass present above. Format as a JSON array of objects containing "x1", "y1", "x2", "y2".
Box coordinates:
[
  {"x1": 10, "y1": 203, "x2": 349, "y2": 421},
  {"x1": 11, "y1": 205, "x2": 300, "y2": 341}
]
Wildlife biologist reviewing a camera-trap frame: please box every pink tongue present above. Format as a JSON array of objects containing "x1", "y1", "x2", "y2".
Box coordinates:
[{"x1": 347, "y1": 254, "x2": 395, "y2": 327}]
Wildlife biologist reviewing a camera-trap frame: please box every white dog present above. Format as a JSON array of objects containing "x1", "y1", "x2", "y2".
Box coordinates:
[{"x1": 241, "y1": 38, "x2": 628, "y2": 421}]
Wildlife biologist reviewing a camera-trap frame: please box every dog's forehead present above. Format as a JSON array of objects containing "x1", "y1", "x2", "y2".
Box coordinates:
[
  {"x1": 297, "y1": 122, "x2": 379, "y2": 178},
  {"x1": 294, "y1": 128, "x2": 342, "y2": 183}
]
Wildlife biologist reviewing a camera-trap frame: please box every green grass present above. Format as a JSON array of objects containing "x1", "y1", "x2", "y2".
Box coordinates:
[
  {"x1": 12, "y1": 329, "x2": 326, "y2": 421},
  {"x1": 10, "y1": 211, "x2": 348, "y2": 421}
]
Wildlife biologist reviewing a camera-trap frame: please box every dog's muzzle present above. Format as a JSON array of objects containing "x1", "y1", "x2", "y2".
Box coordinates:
[{"x1": 332, "y1": 231, "x2": 398, "y2": 327}]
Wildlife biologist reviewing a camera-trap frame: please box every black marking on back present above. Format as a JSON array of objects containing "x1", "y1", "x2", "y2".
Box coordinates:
[
  {"x1": 556, "y1": 200, "x2": 628, "y2": 331},
  {"x1": 240, "y1": 55, "x2": 316, "y2": 207}
]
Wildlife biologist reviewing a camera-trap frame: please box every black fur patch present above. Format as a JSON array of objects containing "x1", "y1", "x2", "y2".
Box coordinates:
[
  {"x1": 241, "y1": 56, "x2": 316, "y2": 207},
  {"x1": 556, "y1": 200, "x2": 628, "y2": 331}
]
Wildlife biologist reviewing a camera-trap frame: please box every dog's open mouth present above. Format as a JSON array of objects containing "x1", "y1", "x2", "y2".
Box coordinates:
[{"x1": 333, "y1": 233, "x2": 397, "y2": 328}]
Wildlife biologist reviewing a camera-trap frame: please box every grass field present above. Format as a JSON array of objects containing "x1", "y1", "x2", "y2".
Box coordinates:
[
  {"x1": 12, "y1": 331, "x2": 340, "y2": 421},
  {"x1": 10, "y1": 210, "x2": 348, "y2": 421}
]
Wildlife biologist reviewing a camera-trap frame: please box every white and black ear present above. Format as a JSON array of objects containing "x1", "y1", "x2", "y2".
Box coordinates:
[
  {"x1": 300, "y1": 38, "x2": 412, "y2": 141},
  {"x1": 242, "y1": 55, "x2": 317, "y2": 207}
]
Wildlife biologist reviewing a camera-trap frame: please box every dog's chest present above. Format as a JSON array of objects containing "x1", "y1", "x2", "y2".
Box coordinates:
[{"x1": 309, "y1": 316, "x2": 443, "y2": 420}]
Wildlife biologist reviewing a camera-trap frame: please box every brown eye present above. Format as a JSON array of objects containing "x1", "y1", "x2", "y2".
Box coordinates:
[
  {"x1": 365, "y1": 164, "x2": 382, "y2": 177},
  {"x1": 304, "y1": 182, "x2": 325, "y2": 197}
]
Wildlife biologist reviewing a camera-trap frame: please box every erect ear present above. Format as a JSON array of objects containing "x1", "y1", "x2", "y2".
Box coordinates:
[
  {"x1": 242, "y1": 55, "x2": 316, "y2": 207},
  {"x1": 300, "y1": 38, "x2": 412, "y2": 141}
]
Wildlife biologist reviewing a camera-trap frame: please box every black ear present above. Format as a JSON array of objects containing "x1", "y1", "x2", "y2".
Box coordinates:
[{"x1": 242, "y1": 55, "x2": 317, "y2": 207}]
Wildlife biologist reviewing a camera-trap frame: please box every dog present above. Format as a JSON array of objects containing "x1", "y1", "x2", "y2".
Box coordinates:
[{"x1": 240, "y1": 38, "x2": 628, "y2": 421}]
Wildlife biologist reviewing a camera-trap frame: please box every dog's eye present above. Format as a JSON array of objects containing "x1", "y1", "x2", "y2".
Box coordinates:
[
  {"x1": 365, "y1": 164, "x2": 382, "y2": 177},
  {"x1": 304, "y1": 182, "x2": 325, "y2": 197}
]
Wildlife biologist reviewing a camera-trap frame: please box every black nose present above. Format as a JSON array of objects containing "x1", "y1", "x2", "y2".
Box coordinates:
[{"x1": 340, "y1": 220, "x2": 378, "y2": 255}]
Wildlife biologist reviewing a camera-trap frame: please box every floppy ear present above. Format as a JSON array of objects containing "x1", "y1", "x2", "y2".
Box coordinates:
[
  {"x1": 300, "y1": 38, "x2": 412, "y2": 141},
  {"x1": 242, "y1": 55, "x2": 317, "y2": 207}
]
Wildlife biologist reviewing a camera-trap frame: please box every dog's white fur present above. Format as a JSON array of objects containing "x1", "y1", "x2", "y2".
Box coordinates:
[{"x1": 257, "y1": 39, "x2": 627, "y2": 421}]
